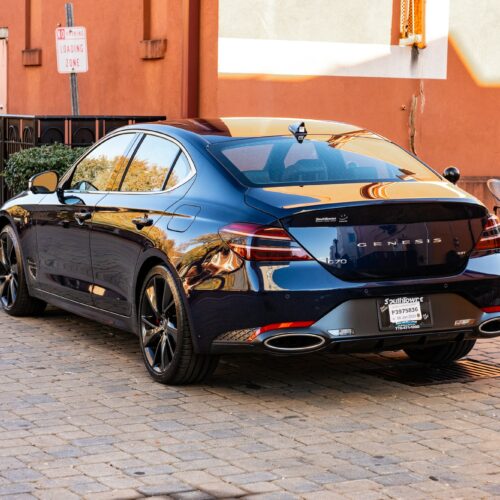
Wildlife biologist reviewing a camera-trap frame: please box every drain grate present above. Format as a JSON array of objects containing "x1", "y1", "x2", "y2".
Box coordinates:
[{"x1": 365, "y1": 359, "x2": 500, "y2": 386}]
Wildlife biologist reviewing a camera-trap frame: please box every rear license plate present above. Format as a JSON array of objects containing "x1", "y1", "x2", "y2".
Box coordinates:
[{"x1": 377, "y1": 296, "x2": 432, "y2": 331}]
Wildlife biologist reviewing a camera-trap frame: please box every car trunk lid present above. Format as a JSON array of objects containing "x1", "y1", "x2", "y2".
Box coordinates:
[
  {"x1": 245, "y1": 182, "x2": 488, "y2": 281},
  {"x1": 282, "y1": 201, "x2": 486, "y2": 281}
]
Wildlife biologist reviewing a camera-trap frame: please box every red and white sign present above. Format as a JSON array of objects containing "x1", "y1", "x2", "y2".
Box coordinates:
[{"x1": 55, "y1": 27, "x2": 88, "y2": 74}]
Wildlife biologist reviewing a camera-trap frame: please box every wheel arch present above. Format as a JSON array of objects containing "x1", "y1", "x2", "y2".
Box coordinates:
[
  {"x1": 134, "y1": 253, "x2": 168, "y2": 309},
  {"x1": 0, "y1": 214, "x2": 23, "y2": 251},
  {"x1": 0, "y1": 214, "x2": 13, "y2": 232},
  {"x1": 133, "y1": 250, "x2": 202, "y2": 352}
]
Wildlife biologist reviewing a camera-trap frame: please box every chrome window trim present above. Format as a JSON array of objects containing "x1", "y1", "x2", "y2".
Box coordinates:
[{"x1": 62, "y1": 130, "x2": 197, "y2": 196}]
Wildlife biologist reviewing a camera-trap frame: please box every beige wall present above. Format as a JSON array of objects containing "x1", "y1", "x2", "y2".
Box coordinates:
[
  {"x1": 218, "y1": 0, "x2": 449, "y2": 80},
  {"x1": 450, "y1": 0, "x2": 500, "y2": 85},
  {"x1": 219, "y1": 0, "x2": 393, "y2": 44},
  {"x1": 220, "y1": 0, "x2": 500, "y2": 85}
]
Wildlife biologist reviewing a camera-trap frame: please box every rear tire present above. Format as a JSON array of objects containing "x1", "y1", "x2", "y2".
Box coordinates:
[
  {"x1": 404, "y1": 339, "x2": 476, "y2": 364},
  {"x1": 138, "y1": 265, "x2": 219, "y2": 385},
  {"x1": 0, "y1": 225, "x2": 46, "y2": 317}
]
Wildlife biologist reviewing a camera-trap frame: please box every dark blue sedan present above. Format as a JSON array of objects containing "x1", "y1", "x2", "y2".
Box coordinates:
[{"x1": 1, "y1": 118, "x2": 499, "y2": 384}]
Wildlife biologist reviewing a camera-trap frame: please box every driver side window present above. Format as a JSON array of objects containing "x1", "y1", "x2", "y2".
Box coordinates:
[{"x1": 69, "y1": 133, "x2": 135, "y2": 192}]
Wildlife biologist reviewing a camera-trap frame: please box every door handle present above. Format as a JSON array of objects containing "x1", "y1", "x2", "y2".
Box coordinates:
[
  {"x1": 74, "y1": 211, "x2": 92, "y2": 225},
  {"x1": 132, "y1": 215, "x2": 154, "y2": 230}
]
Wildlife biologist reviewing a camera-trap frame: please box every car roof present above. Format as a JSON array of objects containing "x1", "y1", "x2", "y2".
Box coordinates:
[{"x1": 120, "y1": 117, "x2": 379, "y2": 145}]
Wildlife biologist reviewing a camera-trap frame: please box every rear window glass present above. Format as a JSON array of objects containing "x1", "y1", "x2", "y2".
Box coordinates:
[
  {"x1": 223, "y1": 143, "x2": 273, "y2": 171},
  {"x1": 208, "y1": 136, "x2": 438, "y2": 186}
]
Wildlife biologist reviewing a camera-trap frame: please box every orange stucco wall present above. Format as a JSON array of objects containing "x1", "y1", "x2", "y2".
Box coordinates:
[
  {"x1": 0, "y1": 0, "x2": 498, "y2": 200},
  {"x1": 0, "y1": 0, "x2": 185, "y2": 117}
]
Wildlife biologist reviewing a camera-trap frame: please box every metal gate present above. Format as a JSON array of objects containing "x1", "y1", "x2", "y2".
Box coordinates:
[{"x1": 0, "y1": 114, "x2": 165, "y2": 204}]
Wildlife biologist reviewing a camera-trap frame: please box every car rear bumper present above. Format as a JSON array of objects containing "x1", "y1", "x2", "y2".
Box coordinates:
[
  {"x1": 211, "y1": 328, "x2": 483, "y2": 355},
  {"x1": 188, "y1": 254, "x2": 500, "y2": 353},
  {"x1": 210, "y1": 293, "x2": 500, "y2": 355}
]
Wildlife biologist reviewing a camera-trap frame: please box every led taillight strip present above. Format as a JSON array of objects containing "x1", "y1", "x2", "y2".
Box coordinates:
[
  {"x1": 247, "y1": 321, "x2": 315, "y2": 342},
  {"x1": 483, "y1": 306, "x2": 500, "y2": 313},
  {"x1": 220, "y1": 223, "x2": 313, "y2": 261},
  {"x1": 474, "y1": 215, "x2": 500, "y2": 252}
]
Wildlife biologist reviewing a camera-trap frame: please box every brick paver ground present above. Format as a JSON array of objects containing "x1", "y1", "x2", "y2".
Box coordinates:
[{"x1": 0, "y1": 307, "x2": 499, "y2": 499}]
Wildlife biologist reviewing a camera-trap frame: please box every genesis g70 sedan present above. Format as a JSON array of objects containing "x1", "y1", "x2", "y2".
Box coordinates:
[{"x1": 0, "y1": 118, "x2": 499, "y2": 384}]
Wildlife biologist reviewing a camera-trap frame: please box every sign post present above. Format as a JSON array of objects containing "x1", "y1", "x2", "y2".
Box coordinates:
[{"x1": 55, "y1": 3, "x2": 88, "y2": 115}]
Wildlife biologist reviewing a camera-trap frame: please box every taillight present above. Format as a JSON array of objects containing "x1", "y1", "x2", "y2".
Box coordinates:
[
  {"x1": 474, "y1": 215, "x2": 500, "y2": 253},
  {"x1": 483, "y1": 306, "x2": 500, "y2": 313},
  {"x1": 219, "y1": 223, "x2": 312, "y2": 261},
  {"x1": 257, "y1": 321, "x2": 315, "y2": 334},
  {"x1": 247, "y1": 321, "x2": 315, "y2": 342}
]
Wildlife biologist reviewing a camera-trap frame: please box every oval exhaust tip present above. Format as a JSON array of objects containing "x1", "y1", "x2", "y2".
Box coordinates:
[
  {"x1": 264, "y1": 333, "x2": 326, "y2": 352},
  {"x1": 479, "y1": 318, "x2": 500, "y2": 335}
]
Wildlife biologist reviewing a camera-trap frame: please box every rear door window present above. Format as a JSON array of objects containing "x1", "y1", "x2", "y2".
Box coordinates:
[
  {"x1": 165, "y1": 153, "x2": 193, "y2": 190},
  {"x1": 120, "y1": 135, "x2": 180, "y2": 192}
]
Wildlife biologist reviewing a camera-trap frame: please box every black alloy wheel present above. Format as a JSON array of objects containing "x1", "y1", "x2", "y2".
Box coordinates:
[
  {"x1": 140, "y1": 274, "x2": 178, "y2": 373},
  {"x1": 138, "y1": 265, "x2": 219, "y2": 384},
  {"x1": 0, "y1": 225, "x2": 46, "y2": 317},
  {"x1": 0, "y1": 231, "x2": 19, "y2": 309}
]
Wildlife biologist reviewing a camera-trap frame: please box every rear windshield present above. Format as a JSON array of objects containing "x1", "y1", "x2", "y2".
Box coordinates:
[{"x1": 208, "y1": 136, "x2": 439, "y2": 186}]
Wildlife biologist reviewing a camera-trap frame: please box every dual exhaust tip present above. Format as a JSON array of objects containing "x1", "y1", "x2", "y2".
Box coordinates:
[
  {"x1": 263, "y1": 333, "x2": 326, "y2": 352},
  {"x1": 478, "y1": 318, "x2": 500, "y2": 336},
  {"x1": 261, "y1": 317, "x2": 500, "y2": 352}
]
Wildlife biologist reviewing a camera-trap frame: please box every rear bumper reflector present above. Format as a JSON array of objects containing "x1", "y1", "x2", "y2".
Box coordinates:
[
  {"x1": 482, "y1": 306, "x2": 500, "y2": 313},
  {"x1": 247, "y1": 320, "x2": 315, "y2": 342}
]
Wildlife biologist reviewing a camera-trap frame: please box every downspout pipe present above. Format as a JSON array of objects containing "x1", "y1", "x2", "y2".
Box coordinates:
[{"x1": 182, "y1": 0, "x2": 201, "y2": 118}]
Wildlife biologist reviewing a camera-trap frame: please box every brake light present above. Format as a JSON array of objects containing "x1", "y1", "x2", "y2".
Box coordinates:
[
  {"x1": 257, "y1": 321, "x2": 315, "y2": 334},
  {"x1": 483, "y1": 306, "x2": 500, "y2": 313},
  {"x1": 474, "y1": 215, "x2": 500, "y2": 252},
  {"x1": 220, "y1": 223, "x2": 312, "y2": 261},
  {"x1": 247, "y1": 321, "x2": 315, "y2": 342}
]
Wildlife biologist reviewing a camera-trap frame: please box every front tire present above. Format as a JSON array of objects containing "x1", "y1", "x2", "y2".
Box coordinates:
[
  {"x1": 138, "y1": 265, "x2": 219, "y2": 385},
  {"x1": 0, "y1": 225, "x2": 46, "y2": 317},
  {"x1": 404, "y1": 339, "x2": 476, "y2": 364}
]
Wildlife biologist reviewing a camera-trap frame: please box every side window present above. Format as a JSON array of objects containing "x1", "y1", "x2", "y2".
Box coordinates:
[
  {"x1": 165, "y1": 153, "x2": 192, "y2": 190},
  {"x1": 120, "y1": 135, "x2": 180, "y2": 192},
  {"x1": 70, "y1": 133, "x2": 134, "y2": 192}
]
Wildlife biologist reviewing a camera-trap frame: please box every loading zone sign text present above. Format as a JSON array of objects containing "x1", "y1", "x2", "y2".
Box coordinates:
[{"x1": 55, "y1": 27, "x2": 88, "y2": 74}]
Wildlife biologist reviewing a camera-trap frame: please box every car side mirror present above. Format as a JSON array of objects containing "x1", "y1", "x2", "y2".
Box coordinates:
[
  {"x1": 28, "y1": 170, "x2": 59, "y2": 194},
  {"x1": 443, "y1": 166, "x2": 460, "y2": 184}
]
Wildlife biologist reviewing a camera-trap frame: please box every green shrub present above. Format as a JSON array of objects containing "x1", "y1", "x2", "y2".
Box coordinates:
[{"x1": 4, "y1": 143, "x2": 88, "y2": 195}]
